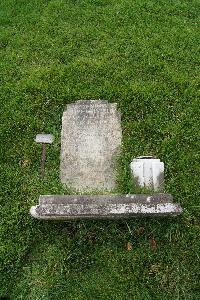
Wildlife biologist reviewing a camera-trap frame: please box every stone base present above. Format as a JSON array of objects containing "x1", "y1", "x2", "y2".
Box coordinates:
[{"x1": 30, "y1": 194, "x2": 182, "y2": 220}]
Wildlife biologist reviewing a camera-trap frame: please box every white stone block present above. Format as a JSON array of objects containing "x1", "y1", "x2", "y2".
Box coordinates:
[
  {"x1": 130, "y1": 156, "x2": 164, "y2": 191},
  {"x1": 35, "y1": 134, "x2": 54, "y2": 144}
]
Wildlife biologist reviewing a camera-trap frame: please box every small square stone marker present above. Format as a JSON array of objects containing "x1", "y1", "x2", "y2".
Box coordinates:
[
  {"x1": 60, "y1": 100, "x2": 122, "y2": 191},
  {"x1": 35, "y1": 134, "x2": 54, "y2": 144}
]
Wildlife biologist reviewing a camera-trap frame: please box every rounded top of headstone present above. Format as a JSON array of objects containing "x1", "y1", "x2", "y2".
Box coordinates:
[
  {"x1": 76, "y1": 100, "x2": 109, "y2": 105},
  {"x1": 131, "y1": 156, "x2": 161, "y2": 164},
  {"x1": 64, "y1": 100, "x2": 109, "y2": 110},
  {"x1": 136, "y1": 156, "x2": 155, "y2": 159}
]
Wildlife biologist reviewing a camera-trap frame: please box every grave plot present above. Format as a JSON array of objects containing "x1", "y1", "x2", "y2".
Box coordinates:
[{"x1": 30, "y1": 100, "x2": 182, "y2": 220}]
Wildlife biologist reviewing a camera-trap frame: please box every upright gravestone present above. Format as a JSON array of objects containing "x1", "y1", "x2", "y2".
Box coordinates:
[{"x1": 60, "y1": 100, "x2": 122, "y2": 191}]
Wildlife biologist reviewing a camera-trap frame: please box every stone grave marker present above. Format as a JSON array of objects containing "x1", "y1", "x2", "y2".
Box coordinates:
[{"x1": 60, "y1": 100, "x2": 122, "y2": 191}]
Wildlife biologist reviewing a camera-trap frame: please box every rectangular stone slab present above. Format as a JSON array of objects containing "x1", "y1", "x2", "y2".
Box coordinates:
[
  {"x1": 35, "y1": 134, "x2": 54, "y2": 144},
  {"x1": 60, "y1": 100, "x2": 122, "y2": 192},
  {"x1": 30, "y1": 194, "x2": 183, "y2": 220},
  {"x1": 39, "y1": 194, "x2": 173, "y2": 205}
]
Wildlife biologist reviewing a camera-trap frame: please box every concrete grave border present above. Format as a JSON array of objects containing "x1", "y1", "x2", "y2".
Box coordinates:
[{"x1": 30, "y1": 194, "x2": 182, "y2": 220}]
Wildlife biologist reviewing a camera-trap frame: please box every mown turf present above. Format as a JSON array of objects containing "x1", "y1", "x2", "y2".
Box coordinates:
[{"x1": 0, "y1": 0, "x2": 200, "y2": 299}]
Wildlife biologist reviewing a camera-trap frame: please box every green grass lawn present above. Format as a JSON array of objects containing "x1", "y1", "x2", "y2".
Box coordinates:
[{"x1": 0, "y1": 0, "x2": 200, "y2": 299}]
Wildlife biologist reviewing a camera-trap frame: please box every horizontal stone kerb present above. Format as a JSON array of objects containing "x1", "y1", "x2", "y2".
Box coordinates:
[
  {"x1": 39, "y1": 194, "x2": 173, "y2": 205},
  {"x1": 30, "y1": 202, "x2": 182, "y2": 220},
  {"x1": 30, "y1": 194, "x2": 182, "y2": 220}
]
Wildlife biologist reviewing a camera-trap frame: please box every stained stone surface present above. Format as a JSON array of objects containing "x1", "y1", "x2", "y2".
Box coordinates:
[
  {"x1": 35, "y1": 134, "x2": 54, "y2": 144},
  {"x1": 30, "y1": 194, "x2": 183, "y2": 220},
  {"x1": 60, "y1": 100, "x2": 122, "y2": 191}
]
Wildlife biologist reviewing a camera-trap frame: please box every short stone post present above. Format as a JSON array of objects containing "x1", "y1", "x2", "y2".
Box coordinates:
[{"x1": 130, "y1": 156, "x2": 164, "y2": 192}]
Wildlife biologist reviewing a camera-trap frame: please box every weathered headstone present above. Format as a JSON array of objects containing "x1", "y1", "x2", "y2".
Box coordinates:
[{"x1": 60, "y1": 100, "x2": 122, "y2": 191}]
